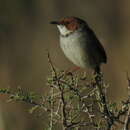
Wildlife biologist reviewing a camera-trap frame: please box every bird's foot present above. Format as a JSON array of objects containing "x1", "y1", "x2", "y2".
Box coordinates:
[{"x1": 65, "y1": 66, "x2": 80, "y2": 75}]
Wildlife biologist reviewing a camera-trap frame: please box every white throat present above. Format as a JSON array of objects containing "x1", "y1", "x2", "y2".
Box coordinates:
[{"x1": 57, "y1": 25, "x2": 73, "y2": 36}]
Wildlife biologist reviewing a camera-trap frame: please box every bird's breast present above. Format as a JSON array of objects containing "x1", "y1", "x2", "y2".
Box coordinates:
[{"x1": 60, "y1": 31, "x2": 92, "y2": 68}]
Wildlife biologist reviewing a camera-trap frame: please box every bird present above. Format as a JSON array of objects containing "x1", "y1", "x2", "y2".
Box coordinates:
[{"x1": 50, "y1": 16, "x2": 107, "y2": 74}]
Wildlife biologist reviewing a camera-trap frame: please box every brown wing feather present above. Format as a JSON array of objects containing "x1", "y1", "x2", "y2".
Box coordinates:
[{"x1": 86, "y1": 26, "x2": 107, "y2": 65}]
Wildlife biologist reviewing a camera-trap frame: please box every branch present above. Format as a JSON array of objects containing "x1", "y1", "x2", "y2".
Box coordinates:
[
  {"x1": 123, "y1": 73, "x2": 130, "y2": 130},
  {"x1": 94, "y1": 73, "x2": 114, "y2": 129},
  {"x1": 0, "y1": 88, "x2": 50, "y2": 112}
]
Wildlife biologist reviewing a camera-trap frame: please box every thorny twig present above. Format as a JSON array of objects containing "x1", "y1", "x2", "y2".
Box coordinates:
[
  {"x1": 48, "y1": 52, "x2": 68, "y2": 130},
  {"x1": 1, "y1": 53, "x2": 130, "y2": 130},
  {"x1": 123, "y1": 73, "x2": 130, "y2": 130},
  {"x1": 0, "y1": 88, "x2": 50, "y2": 112},
  {"x1": 50, "y1": 86, "x2": 54, "y2": 130},
  {"x1": 47, "y1": 53, "x2": 130, "y2": 130},
  {"x1": 59, "y1": 87, "x2": 68, "y2": 130}
]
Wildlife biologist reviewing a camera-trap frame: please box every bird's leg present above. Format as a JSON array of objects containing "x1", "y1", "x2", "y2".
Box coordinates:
[{"x1": 65, "y1": 66, "x2": 80, "y2": 74}]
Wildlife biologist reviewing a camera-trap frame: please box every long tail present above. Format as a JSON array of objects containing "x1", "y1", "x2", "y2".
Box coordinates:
[
  {"x1": 94, "y1": 66, "x2": 112, "y2": 124},
  {"x1": 94, "y1": 66, "x2": 101, "y2": 75},
  {"x1": 94, "y1": 66, "x2": 102, "y2": 91}
]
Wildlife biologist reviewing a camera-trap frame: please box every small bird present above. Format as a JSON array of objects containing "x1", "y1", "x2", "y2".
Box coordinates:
[{"x1": 50, "y1": 17, "x2": 107, "y2": 74}]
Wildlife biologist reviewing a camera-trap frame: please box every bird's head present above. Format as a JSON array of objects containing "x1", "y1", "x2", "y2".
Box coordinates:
[{"x1": 50, "y1": 17, "x2": 87, "y2": 36}]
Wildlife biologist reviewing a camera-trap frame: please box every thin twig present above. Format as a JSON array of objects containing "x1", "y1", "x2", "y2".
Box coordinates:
[
  {"x1": 50, "y1": 86, "x2": 54, "y2": 129},
  {"x1": 0, "y1": 89, "x2": 50, "y2": 112},
  {"x1": 123, "y1": 73, "x2": 130, "y2": 130},
  {"x1": 59, "y1": 87, "x2": 68, "y2": 130},
  {"x1": 123, "y1": 106, "x2": 130, "y2": 130},
  {"x1": 48, "y1": 53, "x2": 68, "y2": 130}
]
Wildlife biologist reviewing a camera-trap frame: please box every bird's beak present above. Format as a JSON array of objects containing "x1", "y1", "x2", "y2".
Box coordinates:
[{"x1": 50, "y1": 21, "x2": 60, "y2": 25}]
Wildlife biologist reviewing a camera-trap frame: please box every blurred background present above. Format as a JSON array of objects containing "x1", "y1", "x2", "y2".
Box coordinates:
[{"x1": 0, "y1": 0, "x2": 130, "y2": 129}]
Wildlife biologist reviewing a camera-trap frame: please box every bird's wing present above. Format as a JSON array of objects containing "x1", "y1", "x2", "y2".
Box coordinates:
[{"x1": 86, "y1": 27, "x2": 107, "y2": 65}]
